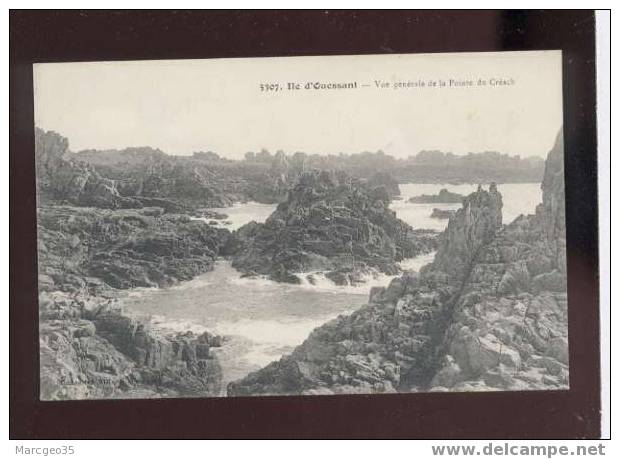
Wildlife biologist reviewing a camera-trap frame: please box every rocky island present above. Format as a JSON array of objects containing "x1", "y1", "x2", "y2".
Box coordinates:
[
  {"x1": 408, "y1": 188, "x2": 465, "y2": 204},
  {"x1": 228, "y1": 170, "x2": 437, "y2": 285},
  {"x1": 228, "y1": 131, "x2": 567, "y2": 396}
]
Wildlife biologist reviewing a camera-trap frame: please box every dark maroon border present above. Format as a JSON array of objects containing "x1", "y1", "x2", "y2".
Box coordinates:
[{"x1": 9, "y1": 10, "x2": 601, "y2": 439}]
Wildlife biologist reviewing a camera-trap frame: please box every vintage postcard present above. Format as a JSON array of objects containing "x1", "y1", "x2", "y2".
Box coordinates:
[{"x1": 34, "y1": 51, "x2": 567, "y2": 400}]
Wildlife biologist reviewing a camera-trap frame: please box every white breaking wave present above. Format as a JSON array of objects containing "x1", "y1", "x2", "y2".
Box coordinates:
[
  {"x1": 399, "y1": 251, "x2": 436, "y2": 272},
  {"x1": 227, "y1": 251, "x2": 437, "y2": 296},
  {"x1": 229, "y1": 269, "x2": 393, "y2": 296},
  {"x1": 117, "y1": 183, "x2": 541, "y2": 386},
  {"x1": 146, "y1": 314, "x2": 211, "y2": 335},
  {"x1": 296, "y1": 271, "x2": 395, "y2": 295}
]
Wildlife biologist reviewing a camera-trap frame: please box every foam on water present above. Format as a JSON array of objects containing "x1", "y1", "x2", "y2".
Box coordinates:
[
  {"x1": 399, "y1": 251, "x2": 437, "y2": 272},
  {"x1": 295, "y1": 271, "x2": 393, "y2": 295},
  {"x1": 228, "y1": 250, "x2": 437, "y2": 296},
  {"x1": 120, "y1": 183, "x2": 541, "y2": 387},
  {"x1": 228, "y1": 269, "x2": 387, "y2": 296},
  {"x1": 147, "y1": 315, "x2": 211, "y2": 335}
]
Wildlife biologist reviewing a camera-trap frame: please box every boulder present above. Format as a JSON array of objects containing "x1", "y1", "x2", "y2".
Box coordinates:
[
  {"x1": 430, "y1": 355, "x2": 462, "y2": 388},
  {"x1": 463, "y1": 334, "x2": 521, "y2": 374},
  {"x1": 545, "y1": 336, "x2": 569, "y2": 365},
  {"x1": 532, "y1": 270, "x2": 566, "y2": 293},
  {"x1": 525, "y1": 254, "x2": 553, "y2": 276},
  {"x1": 368, "y1": 286, "x2": 386, "y2": 303},
  {"x1": 497, "y1": 262, "x2": 531, "y2": 295},
  {"x1": 383, "y1": 278, "x2": 406, "y2": 303}
]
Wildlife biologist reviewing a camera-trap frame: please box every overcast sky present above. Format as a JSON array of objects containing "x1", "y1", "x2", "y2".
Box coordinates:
[{"x1": 34, "y1": 51, "x2": 562, "y2": 160}]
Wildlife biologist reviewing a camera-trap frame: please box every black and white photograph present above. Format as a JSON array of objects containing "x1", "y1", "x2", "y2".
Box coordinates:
[{"x1": 32, "y1": 50, "x2": 570, "y2": 400}]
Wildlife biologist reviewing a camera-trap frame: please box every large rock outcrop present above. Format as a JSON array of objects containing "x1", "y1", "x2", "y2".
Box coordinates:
[
  {"x1": 37, "y1": 206, "x2": 230, "y2": 291},
  {"x1": 431, "y1": 184, "x2": 502, "y2": 280},
  {"x1": 228, "y1": 130, "x2": 568, "y2": 396},
  {"x1": 36, "y1": 162, "x2": 232, "y2": 399},
  {"x1": 35, "y1": 128, "x2": 142, "y2": 209},
  {"x1": 228, "y1": 185, "x2": 503, "y2": 395},
  {"x1": 536, "y1": 129, "x2": 567, "y2": 274},
  {"x1": 132, "y1": 161, "x2": 236, "y2": 208},
  {"x1": 72, "y1": 146, "x2": 292, "y2": 207},
  {"x1": 36, "y1": 204, "x2": 231, "y2": 400},
  {"x1": 228, "y1": 170, "x2": 437, "y2": 284},
  {"x1": 39, "y1": 291, "x2": 223, "y2": 400}
]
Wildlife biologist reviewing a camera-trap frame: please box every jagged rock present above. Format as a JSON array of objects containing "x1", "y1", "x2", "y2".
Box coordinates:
[
  {"x1": 35, "y1": 158, "x2": 230, "y2": 399},
  {"x1": 529, "y1": 355, "x2": 565, "y2": 375},
  {"x1": 39, "y1": 293, "x2": 225, "y2": 400},
  {"x1": 462, "y1": 334, "x2": 521, "y2": 373},
  {"x1": 525, "y1": 253, "x2": 554, "y2": 276},
  {"x1": 71, "y1": 320, "x2": 97, "y2": 338},
  {"x1": 36, "y1": 128, "x2": 142, "y2": 210},
  {"x1": 429, "y1": 184, "x2": 503, "y2": 280},
  {"x1": 229, "y1": 131, "x2": 568, "y2": 395},
  {"x1": 497, "y1": 261, "x2": 531, "y2": 295},
  {"x1": 231, "y1": 170, "x2": 437, "y2": 284},
  {"x1": 72, "y1": 145, "x2": 293, "y2": 207},
  {"x1": 39, "y1": 316, "x2": 138, "y2": 400},
  {"x1": 94, "y1": 313, "x2": 174, "y2": 369},
  {"x1": 37, "y1": 206, "x2": 230, "y2": 291},
  {"x1": 482, "y1": 366, "x2": 516, "y2": 389},
  {"x1": 408, "y1": 188, "x2": 465, "y2": 204},
  {"x1": 383, "y1": 278, "x2": 406, "y2": 303},
  {"x1": 365, "y1": 172, "x2": 401, "y2": 198},
  {"x1": 368, "y1": 286, "x2": 386, "y2": 303},
  {"x1": 536, "y1": 129, "x2": 566, "y2": 274},
  {"x1": 545, "y1": 337, "x2": 569, "y2": 365},
  {"x1": 229, "y1": 184, "x2": 506, "y2": 396},
  {"x1": 430, "y1": 208, "x2": 456, "y2": 219},
  {"x1": 430, "y1": 354, "x2": 462, "y2": 388}
]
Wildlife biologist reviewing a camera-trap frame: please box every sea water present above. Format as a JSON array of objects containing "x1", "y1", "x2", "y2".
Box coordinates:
[
  {"x1": 122, "y1": 182, "x2": 542, "y2": 390},
  {"x1": 392, "y1": 183, "x2": 542, "y2": 230}
]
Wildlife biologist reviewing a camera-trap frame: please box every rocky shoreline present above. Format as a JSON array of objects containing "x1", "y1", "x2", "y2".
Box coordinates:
[
  {"x1": 228, "y1": 131, "x2": 567, "y2": 396},
  {"x1": 39, "y1": 289, "x2": 226, "y2": 399},
  {"x1": 36, "y1": 204, "x2": 232, "y2": 399},
  {"x1": 35, "y1": 128, "x2": 239, "y2": 399},
  {"x1": 35, "y1": 129, "x2": 438, "y2": 399},
  {"x1": 35, "y1": 126, "x2": 566, "y2": 400}
]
